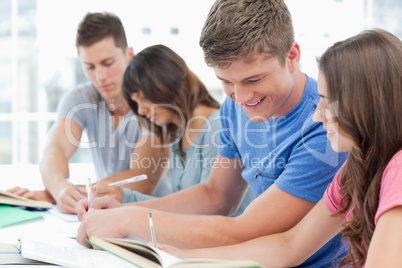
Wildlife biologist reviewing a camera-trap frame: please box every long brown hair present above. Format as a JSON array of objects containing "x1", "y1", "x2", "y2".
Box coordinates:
[
  {"x1": 123, "y1": 44, "x2": 220, "y2": 147},
  {"x1": 319, "y1": 29, "x2": 402, "y2": 267}
]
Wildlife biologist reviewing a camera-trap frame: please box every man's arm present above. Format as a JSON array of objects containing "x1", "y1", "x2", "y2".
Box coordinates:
[
  {"x1": 40, "y1": 119, "x2": 86, "y2": 213},
  {"x1": 125, "y1": 154, "x2": 247, "y2": 215},
  {"x1": 6, "y1": 186, "x2": 54, "y2": 202},
  {"x1": 160, "y1": 199, "x2": 344, "y2": 267},
  {"x1": 93, "y1": 135, "x2": 169, "y2": 202},
  {"x1": 77, "y1": 154, "x2": 315, "y2": 249}
]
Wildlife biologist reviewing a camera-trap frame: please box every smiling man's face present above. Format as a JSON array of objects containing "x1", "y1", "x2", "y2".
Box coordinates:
[{"x1": 214, "y1": 54, "x2": 296, "y2": 122}]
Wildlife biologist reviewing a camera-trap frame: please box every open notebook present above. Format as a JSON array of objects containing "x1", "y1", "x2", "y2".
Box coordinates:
[
  {"x1": 0, "y1": 190, "x2": 52, "y2": 210},
  {"x1": 87, "y1": 236, "x2": 262, "y2": 268},
  {"x1": 21, "y1": 237, "x2": 133, "y2": 268},
  {"x1": 21, "y1": 236, "x2": 262, "y2": 268}
]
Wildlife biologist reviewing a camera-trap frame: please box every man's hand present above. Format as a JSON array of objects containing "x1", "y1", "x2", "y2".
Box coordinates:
[
  {"x1": 93, "y1": 181, "x2": 123, "y2": 202},
  {"x1": 75, "y1": 195, "x2": 122, "y2": 221},
  {"x1": 56, "y1": 186, "x2": 87, "y2": 214},
  {"x1": 7, "y1": 187, "x2": 56, "y2": 203},
  {"x1": 76, "y1": 207, "x2": 129, "y2": 248}
]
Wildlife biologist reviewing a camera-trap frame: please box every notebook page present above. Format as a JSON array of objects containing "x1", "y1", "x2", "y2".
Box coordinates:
[{"x1": 21, "y1": 237, "x2": 135, "y2": 268}]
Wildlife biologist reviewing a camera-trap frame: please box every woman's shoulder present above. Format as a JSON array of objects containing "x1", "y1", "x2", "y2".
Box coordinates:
[
  {"x1": 192, "y1": 106, "x2": 219, "y2": 127},
  {"x1": 385, "y1": 150, "x2": 402, "y2": 170},
  {"x1": 381, "y1": 150, "x2": 402, "y2": 186}
]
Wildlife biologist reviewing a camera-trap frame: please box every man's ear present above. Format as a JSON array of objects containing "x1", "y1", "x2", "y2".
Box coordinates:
[
  {"x1": 287, "y1": 41, "x2": 301, "y2": 73},
  {"x1": 127, "y1": 47, "x2": 134, "y2": 59}
]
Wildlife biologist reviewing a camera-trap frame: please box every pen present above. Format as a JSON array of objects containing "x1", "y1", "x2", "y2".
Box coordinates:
[
  {"x1": 64, "y1": 176, "x2": 84, "y2": 195},
  {"x1": 148, "y1": 213, "x2": 156, "y2": 247},
  {"x1": 107, "y1": 174, "x2": 148, "y2": 187},
  {"x1": 86, "y1": 178, "x2": 92, "y2": 209}
]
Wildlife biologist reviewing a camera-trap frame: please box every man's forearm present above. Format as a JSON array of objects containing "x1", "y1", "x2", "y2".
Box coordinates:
[
  {"x1": 40, "y1": 151, "x2": 70, "y2": 200},
  {"x1": 123, "y1": 205, "x2": 244, "y2": 249},
  {"x1": 125, "y1": 183, "x2": 230, "y2": 216}
]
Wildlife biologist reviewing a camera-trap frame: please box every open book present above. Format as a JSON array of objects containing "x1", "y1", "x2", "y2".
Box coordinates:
[
  {"x1": 21, "y1": 237, "x2": 133, "y2": 268},
  {"x1": 88, "y1": 236, "x2": 262, "y2": 268},
  {"x1": 0, "y1": 190, "x2": 52, "y2": 210}
]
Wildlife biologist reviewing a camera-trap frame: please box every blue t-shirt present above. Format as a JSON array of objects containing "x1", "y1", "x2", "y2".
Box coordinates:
[
  {"x1": 122, "y1": 110, "x2": 255, "y2": 216},
  {"x1": 219, "y1": 74, "x2": 348, "y2": 267}
]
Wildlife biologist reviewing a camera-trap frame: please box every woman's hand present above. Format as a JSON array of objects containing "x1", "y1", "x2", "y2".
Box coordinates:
[
  {"x1": 93, "y1": 181, "x2": 123, "y2": 202},
  {"x1": 75, "y1": 195, "x2": 122, "y2": 221}
]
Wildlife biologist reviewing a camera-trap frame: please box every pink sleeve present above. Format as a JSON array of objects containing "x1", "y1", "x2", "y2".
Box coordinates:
[
  {"x1": 323, "y1": 168, "x2": 348, "y2": 220},
  {"x1": 375, "y1": 151, "x2": 402, "y2": 225}
]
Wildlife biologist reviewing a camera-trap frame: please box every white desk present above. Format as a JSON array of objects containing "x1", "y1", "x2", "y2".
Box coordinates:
[
  {"x1": 0, "y1": 207, "x2": 79, "y2": 244},
  {"x1": 0, "y1": 207, "x2": 79, "y2": 267},
  {"x1": 0, "y1": 164, "x2": 174, "y2": 268},
  {"x1": 0, "y1": 206, "x2": 134, "y2": 268},
  {"x1": 0, "y1": 163, "x2": 96, "y2": 267}
]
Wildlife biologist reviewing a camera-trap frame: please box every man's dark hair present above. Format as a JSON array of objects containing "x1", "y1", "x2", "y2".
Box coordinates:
[{"x1": 76, "y1": 12, "x2": 128, "y2": 50}]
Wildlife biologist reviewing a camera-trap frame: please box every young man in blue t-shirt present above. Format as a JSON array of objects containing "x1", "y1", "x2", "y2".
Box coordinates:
[{"x1": 75, "y1": 1, "x2": 347, "y2": 266}]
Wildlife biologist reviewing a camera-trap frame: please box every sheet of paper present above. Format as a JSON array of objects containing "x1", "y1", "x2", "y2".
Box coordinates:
[
  {"x1": 154, "y1": 247, "x2": 182, "y2": 267},
  {"x1": 123, "y1": 235, "x2": 182, "y2": 267},
  {"x1": 21, "y1": 237, "x2": 135, "y2": 268},
  {"x1": 48, "y1": 206, "x2": 79, "y2": 222}
]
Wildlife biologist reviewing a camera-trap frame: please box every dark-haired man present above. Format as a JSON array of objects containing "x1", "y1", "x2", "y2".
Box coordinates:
[{"x1": 9, "y1": 12, "x2": 166, "y2": 213}]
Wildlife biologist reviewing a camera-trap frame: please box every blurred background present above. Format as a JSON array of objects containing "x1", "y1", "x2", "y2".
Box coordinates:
[{"x1": 0, "y1": 0, "x2": 401, "y2": 167}]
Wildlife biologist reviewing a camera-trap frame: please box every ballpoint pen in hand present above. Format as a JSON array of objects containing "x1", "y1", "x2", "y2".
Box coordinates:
[
  {"x1": 64, "y1": 176, "x2": 85, "y2": 195},
  {"x1": 107, "y1": 174, "x2": 148, "y2": 187},
  {"x1": 86, "y1": 178, "x2": 92, "y2": 210},
  {"x1": 148, "y1": 213, "x2": 156, "y2": 247}
]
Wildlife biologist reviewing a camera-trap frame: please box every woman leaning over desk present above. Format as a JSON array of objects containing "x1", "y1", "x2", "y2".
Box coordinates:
[
  {"x1": 94, "y1": 44, "x2": 218, "y2": 200},
  {"x1": 159, "y1": 29, "x2": 402, "y2": 268},
  {"x1": 94, "y1": 44, "x2": 253, "y2": 216}
]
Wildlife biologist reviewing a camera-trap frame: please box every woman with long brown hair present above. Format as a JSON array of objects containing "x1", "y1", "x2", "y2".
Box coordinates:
[
  {"x1": 94, "y1": 44, "x2": 253, "y2": 216},
  {"x1": 159, "y1": 29, "x2": 402, "y2": 267}
]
